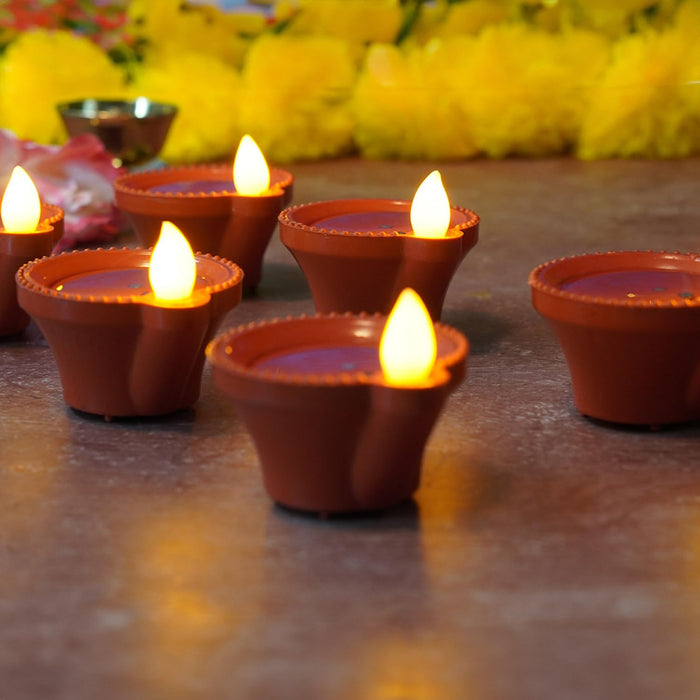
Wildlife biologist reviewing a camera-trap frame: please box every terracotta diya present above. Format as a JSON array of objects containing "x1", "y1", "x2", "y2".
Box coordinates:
[
  {"x1": 529, "y1": 250, "x2": 700, "y2": 427},
  {"x1": 40, "y1": 202, "x2": 65, "y2": 246},
  {"x1": 278, "y1": 171, "x2": 479, "y2": 320},
  {"x1": 16, "y1": 222, "x2": 243, "y2": 418},
  {"x1": 208, "y1": 288, "x2": 468, "y2": 514},
  {"x1": 1, "y1": 166, "x2": 64, "y2": 337},
  {"x1": 57, "y1": 97, "x2": 177, "y2": 167},
  {"x1": 114, "y1": 135, "x2": 294, "y2": 290}
]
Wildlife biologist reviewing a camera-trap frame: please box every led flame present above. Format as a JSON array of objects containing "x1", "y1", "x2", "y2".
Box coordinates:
[
  {"x1": 1, "y1": 165, "x2": 41, "y2": 232},
  {"x1": 149, "y1": 221, "x2": 196, "y2": 302},
  {"x1": 380, "y1": 288, "x2": 437, "y2": 386},
  {"x1": 409, "y1": 170, "x2": 451, "y2": 239},
  {"x1": 233, "y1": 134, "x2": 270, "y2": 196}
]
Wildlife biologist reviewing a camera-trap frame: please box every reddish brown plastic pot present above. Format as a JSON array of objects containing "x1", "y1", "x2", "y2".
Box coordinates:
[
  {"x1": 278, "y1": 199, "x2": 479, "y2": 320},
  {"x1": 114, "y1": 164, "x2": 294, "y2": 289},
  {"x1": 1, "y1": 204, "x2": 64, "y2": 337},
  {"x1": 16, "y1": 247, "x2": 243, "y2": 418},
  {"x1": 41, "y1": 203, "x2": 65, "y2": 247},
  {"x1": 529, "y1": 250, "x2": 700, "y2": 427},
  {"x1": 207, "y1": 313, "x2": 468, "y2": 514}
]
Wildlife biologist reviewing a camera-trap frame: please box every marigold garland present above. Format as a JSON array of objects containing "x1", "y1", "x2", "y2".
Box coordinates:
[
  {"x1": 579, "y1": 0, "x2": 700, "y2": 158},
  {"x1": 0, "y1": 0, "x2": 698, "y2": 162},
  {"x1": 130, "y1": 51, "x2": 243, "y2": 163},
  {"x1": 353, "y1": 39, "x2": 480, "y2": 160},
  {"x1": 277, "y1": 0, "x2": 402, "y2": 61},
  {"x1": 126, "y1": 0, "x2": 265, "y2": 69},
  {"x1": 238, "y1": 33, "x2": 356, "y2": 163},
  {"x1": 0, "y1": 29, "x2": 126, "y2": 145},
  {"x1": 458, "y1": 24, "x2": 610, "y2": 158}
]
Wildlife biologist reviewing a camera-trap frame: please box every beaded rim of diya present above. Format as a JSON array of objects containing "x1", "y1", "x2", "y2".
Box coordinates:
[
  {"x1": 207, "y1": 310, "x2": 468, "y2": 514},
  {"x1": 40, "y1": 203, "x2": 65, "y2": 246},
  {"x1": 529, "y1": 249, "x2": 700, "y2": 427},
  {"x1": 278, "y1": 197, "x2": 479, "y2": 320},
  {"x1": 16, "y1": 246, "x2": 243, "y2": 418},
  {"x1": 114, "y1": 163, "x2": 294, "y2": 289},
  {"x1": 0, "y1": 204, "x2": 64, "y2": 337}
]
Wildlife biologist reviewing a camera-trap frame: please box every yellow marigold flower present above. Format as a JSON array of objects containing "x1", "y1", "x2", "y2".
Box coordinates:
[
  {"x1": 238, "y1": 34, "x2": 356, "y2": 162},
  {"x1": 273, "y1": 1, "x2": 297, "y2": 22},
  {"x1": 128, "y1": 0, "x2": 265, "y2": 68},
  {"x1": 408, "y1": 2, "x2": 449, "y2": 45},
  {"x1": 640, "y1": 0, "x2": 690, "y2": 30},
  {"x1": 281, "y1": 0, "x2": 402, "y2": 54},
  {"x1": 407, "y1": 0, "x2": 507, "y2": 42},
  {"x1": 578, "y1": 0, "x2": 700, "y2": 158},
  {"x1": 677, "y1": 0, "x2": 700, "y2": 127},
  {"x1": 0, "y1": 29, "x2": 126, "y2": 145},
  {"x1": 435, "y1": 0, "x2": 511, "y2": 37},
  {"x1": 581, "y1": 0, "x2": 662, "y2": 9},
  {"x1": 353, "y1": 39, "x2": 479, "y2": 160},
  {"x1": 529, "y1": 4, "x2": 568, "y2": 33},
  {"x1": 459, "y1": 24, "x2": 609, "y2": 157},
  {"x1": 130, "y1": 52, "x2": 242, "y2": 163},
  {"x1": 568, "y1": 0, "x2": 682, "y2": 37}
]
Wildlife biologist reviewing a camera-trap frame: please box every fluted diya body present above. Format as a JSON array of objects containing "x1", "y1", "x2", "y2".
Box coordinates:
[
  {"x1": 278, "y1": 198, "x2": 479, "y2": 320},
  {"x1": 0, "y1": 203, "x2": 64, "y2": 338},
  {"x1": 17, "y1": 247, "x2": 243, "y2": 418},
  {"x1": 114, "y1": 164, "x2": 294, "y2": 289},
  {"x1": 207, "y1": 313, "x2": 468, "y2": 514},
  {"x1": 530, "y1": 250, "x2": 700, "y2": 427}
]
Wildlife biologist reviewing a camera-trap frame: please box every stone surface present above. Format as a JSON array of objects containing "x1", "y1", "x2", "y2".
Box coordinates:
[{"x1": 1, "y1": 158, "x2": 699, "y2": 700}]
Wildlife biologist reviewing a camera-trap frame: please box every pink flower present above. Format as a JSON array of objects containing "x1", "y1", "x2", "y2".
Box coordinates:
[{"x1": 0, "y1": 129, "x2": 124, "y2": 251}]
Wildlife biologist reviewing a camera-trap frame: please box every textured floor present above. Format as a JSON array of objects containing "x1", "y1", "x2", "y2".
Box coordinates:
[{"x1": 1, "y1": 157, "x2": 699, "y2": 699}]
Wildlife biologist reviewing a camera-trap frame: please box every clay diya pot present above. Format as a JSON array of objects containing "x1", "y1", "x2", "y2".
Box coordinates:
[
  {"x1": 57, "y1": 98, "x2": 177, "y2": 167},
  {"x1": 529, "y1": 250, "x2": 700, "y2": 427},
  {"x1": 207, "y1": 313, "x2": 468, "y2": 514},
  {"x1": 113, "y1": 164, "x2": 294, "y2": 289},
  {"x1": 41, "y1": 203, "x2": 65, "y2": 246},
  {"x1": 0, "y1": 204, "x2": 64, "y2": 337},
  {"x1": 16, "y1": 247, "x2": 242, "y2": 418},
  {"x1": 278, "y1": 199, "x2": 479, "y2": 320}
]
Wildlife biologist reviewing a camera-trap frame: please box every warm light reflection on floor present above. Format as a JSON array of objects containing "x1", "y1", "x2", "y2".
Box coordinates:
[
  {"x1": 675, "y1": 513, "x2": 700, "y2": 692},
  {"x1": 124, "y1": 500, "x2": 266, "y2": 694},
  {"x1": 359, "y1": 630, "x2": 467, "y2": 700},
  {"x1": 0, "y1": 407, "x2": 66, "y2": 541},
  {"x1": 417, "y1": 445, "x2": 484, "y2": 582},
  {"x1": 343, "y1": 446, "x2": 485, "y2": 699}
]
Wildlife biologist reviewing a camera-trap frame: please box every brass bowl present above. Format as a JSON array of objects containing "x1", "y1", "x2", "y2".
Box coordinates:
[{"x1": 57, "y1": 97, "x2": 177, "y2": 167}]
